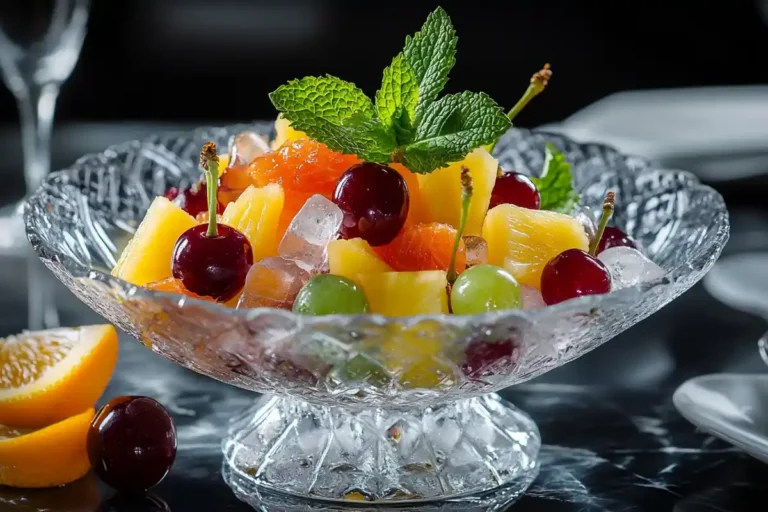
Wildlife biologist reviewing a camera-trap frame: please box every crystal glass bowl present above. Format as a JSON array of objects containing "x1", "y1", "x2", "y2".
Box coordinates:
[{"x1": 25, "y1": 124, "x2": 728, "y2": 510}]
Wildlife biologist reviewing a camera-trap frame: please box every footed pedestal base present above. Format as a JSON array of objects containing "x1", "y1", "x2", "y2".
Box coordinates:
[{"x1": 222, "y1": 394, "x2": 540, "y2": 510}]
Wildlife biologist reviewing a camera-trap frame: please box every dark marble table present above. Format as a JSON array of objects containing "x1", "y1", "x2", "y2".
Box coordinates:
[{"x1": 2, "y1": 290, "x2": 767, "y2": 512}]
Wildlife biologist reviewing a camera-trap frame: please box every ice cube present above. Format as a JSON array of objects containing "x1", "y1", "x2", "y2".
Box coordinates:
[
  {"x1": 598, "y1": 246, "x2": 665, "y2": 289},
  {"x1": 521, "y1": 285, "x2": 546, "y2": 309},
  {"x1": 572, "y1": 205, "x2": 598, "y2": 242},
  {"x1": 237, "y1": 257, "x2": 310, "y2": 309},
  {"x1": 278, "y1": 195, "x2": 344, "y2": 272},
  {"x1": 462, "y1": 235, "x2": 488, "y2": 267},
  {"x1": 228, "y1": 131, "x2": 270, "y2": 166}
]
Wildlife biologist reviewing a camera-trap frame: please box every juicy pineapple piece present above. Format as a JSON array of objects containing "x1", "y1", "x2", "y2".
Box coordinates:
[
  {"x1": 416, "y1": 147, "x2": 498, "y2": 236},
  {"x1": 353, "y1": 271, "x2": 449, "y2": 316},
  {"x1": 271, "y1": 115, "x2": 307, "y2": 150},
  {"x1": 328, "y1": 238, "x2": 392, "y2": 279},
  {"x1": 380, "y1": 324, "x2": 457, "y2": 388},
  {"x1": 483, "y1": 203, "x2": 589, "y2": 289},
  {"x1": 221, "y1": 184, "x2": 284, "y2": 262},
  {"x1": 112, "y1": 197, "x2": 197, "y2": 286}
]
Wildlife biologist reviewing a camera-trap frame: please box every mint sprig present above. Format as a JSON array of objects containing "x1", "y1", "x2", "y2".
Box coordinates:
[
  {"x1": 375, "y1": 53, "x2": 418, "y2": 143},
  {"x1": 269, "y1": 76, "x2": 396, "y2": 162},
  {"x1": 399, "y1": 92, "x2": 509, "y2": 173},
  {"x1": 401, "y1": 7, "x2": 457, "y2": 120},
  {"x1": 268, "y1": 7, "x2": 510, "y2": 174},
  {"x1": 531, "y1": 144, "x2": 580, "y2": 213}
]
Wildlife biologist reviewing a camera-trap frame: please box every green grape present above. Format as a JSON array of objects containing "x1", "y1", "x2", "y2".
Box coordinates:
[
  {"x1": 293, "y1": 274, "x2": 369, "y2": 315},
  {"x1": 450, "y1": 264, "x2": 521, "y2": 315},
  {"x1": 333, "y1": 354, "x2": 391, "y2": 388}
]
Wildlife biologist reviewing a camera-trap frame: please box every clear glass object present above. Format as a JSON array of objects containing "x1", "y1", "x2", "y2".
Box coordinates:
[
  {"x1": 0, "y1": 0, "x2": 90, "y2": 329},
  {"x1": 24, "y1": 125, "x2": 729, "y2": 509},
  {"x1": 674, "y1": 372, "x2": 768, "y2": 465}
]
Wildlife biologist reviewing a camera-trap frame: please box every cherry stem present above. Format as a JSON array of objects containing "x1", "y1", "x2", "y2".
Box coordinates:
[
  {"x1": 447, "y1": 167, "x2": 473, "y2": 284},
  {"x1": 487, "y1": 64, "x2": 552, "y2": 154},
  {"x1": 506, "y1": 63, "x2": 552, "y2": 123},
  {"x1": 589, "y1": 191, "x2": 615, "y2": 256},
  {"x1": 200, "y1": 142, "x2": 220, "y2": 238}
]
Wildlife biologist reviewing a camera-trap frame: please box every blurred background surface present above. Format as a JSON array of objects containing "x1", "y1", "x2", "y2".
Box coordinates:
[{"x1": 0, "y1": 0, "x2": 767, "y2": 390}]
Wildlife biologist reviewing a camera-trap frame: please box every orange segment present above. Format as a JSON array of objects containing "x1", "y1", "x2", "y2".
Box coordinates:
[
  {"x1": 375, "y1": 223, "x2": 466, "y2": 272},
  {"x1": 0, "y1": 408, "x2": 94, "y2": 488},
  {"x1": 146, "y1": 277, "x2": 214, "y2": 302},
  {"x1": 0, "y1": 326, "x2": 118, "y2": 428},
  {"x1": 248, "y1": 138, "x2": 361, "y2": 196},
  {"x1": 390, "y1": 163, "x2": 425, "y2": 227}
]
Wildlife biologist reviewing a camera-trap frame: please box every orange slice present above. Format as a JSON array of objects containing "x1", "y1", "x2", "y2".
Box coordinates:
[
  {"x1": 248, "y1": 138, "x2": 361, "y2": 195},
  {"x1": 146, "y1": 277, "x2": 215, "y2": 302},
  {"x1": 375, "y1": 222, "x2": 466, "y2": 272},
  {"x1": 0, "y1": 325, "x2": 118, "y2": 428},
  {"x1": 0, "y1": 408, "x2": 94, "y2": 488},
  {"x1": 390, "y1": 163, "x2": 426, "y2": 227}
]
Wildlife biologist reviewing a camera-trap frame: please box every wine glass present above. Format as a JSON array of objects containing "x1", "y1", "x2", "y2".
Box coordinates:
[{"x1": 0, "y1": 0, "x2": 90, "y2": 328}]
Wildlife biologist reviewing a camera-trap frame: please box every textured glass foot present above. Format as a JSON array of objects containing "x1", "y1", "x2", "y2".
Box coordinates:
[{"x1": 222, "y1": 393, "x2": 540, "y2": 509}]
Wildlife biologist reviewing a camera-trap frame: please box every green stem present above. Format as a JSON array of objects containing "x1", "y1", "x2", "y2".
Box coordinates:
[
  {"x1": 506, "y1": 84, "x2": 538, "y2": 123},
  {"x1": 589, "y1": 191, "x2": 615, "y2": 256},
  {"x1": 447, "y1": 167, "x2": 473, "y2": 284},
  {"x1": 200, "y1": 142, "x2": 220, "y2": 238},
  {"x1": 489, "y1": 64, "x2": 552, "y2": 153},
  {"x1": 507, "y1": 63, "x2": 551, "y2": 122}
]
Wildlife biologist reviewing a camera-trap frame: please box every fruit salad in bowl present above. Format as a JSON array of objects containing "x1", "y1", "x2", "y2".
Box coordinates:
[{"x1": 25, "y1": 7, "x2": 727, "y2": 510}]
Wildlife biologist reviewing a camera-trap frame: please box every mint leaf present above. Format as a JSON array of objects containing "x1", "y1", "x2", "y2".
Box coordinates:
[
  {"x1": 531, "y1": 144, "x2": 580, "y2": 213},
  {"x1": 269, "y1": 75, "x2": 396, "y2": 162},
  {"x1": 375, "y1": 53, "x2": 418, "y2": 144},
  {"x1": 403, "y1": 7, "x2": 457, "y2": 120},
  {"x1": 270, "y1": 75, "x2": 375, "y2": 122},
  {"x1": 400, "y1": 91, "x2": 510, "y2": 173}
]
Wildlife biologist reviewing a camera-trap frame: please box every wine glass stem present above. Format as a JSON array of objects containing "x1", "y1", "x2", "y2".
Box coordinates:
[
  {"x1": 17, "y1": 83, "x2": 59, "y2": 194},
  {"x1": 16, "y1": 83, "x2": 61, "y2": 330}
]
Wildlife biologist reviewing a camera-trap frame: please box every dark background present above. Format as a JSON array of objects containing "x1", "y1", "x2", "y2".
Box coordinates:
[
  {"x1": 0, "y1": 3, "x2": 768, "y2": 510},
  {"x1": 2, "y1": 0, "x2": 768, "y2": 128}
]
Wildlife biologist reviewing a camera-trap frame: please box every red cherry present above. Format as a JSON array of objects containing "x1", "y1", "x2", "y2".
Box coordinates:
[
  {"x1": 540, "y1": 248, "x2": 612, "y2": 305},
  {"x1": 172, "y1": 224, "x2": 253, "y2": 301},
  {"x1": 597, "y1": 226, "x2": 638, "y2": 254},
  {"x1": 87, "y1": 396, "x2": 177, "y2": 492},
  {"x1": 489, "y1": 171, "x2": 540, "y2": 210},
  {"x1": 462, "y1": 338, "x2": 519, "y2": 378},
  {"x1": 172, "y1": 181, "x2": 225, "y2": 217},
  {"x1": 163, "y1": 187, "x2": 179, "y2": 201},
  {"x1": 333, "y1": 162, "x2": 409, "y2": 246}
]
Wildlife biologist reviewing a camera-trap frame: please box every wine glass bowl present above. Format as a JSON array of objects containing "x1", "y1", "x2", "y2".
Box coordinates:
[
  {"x1": 24, "y1": 124, "x2": 729, "y2": 508},
  {"x1": 0, "y1": 0, "x2": 89, "y2": 92}
]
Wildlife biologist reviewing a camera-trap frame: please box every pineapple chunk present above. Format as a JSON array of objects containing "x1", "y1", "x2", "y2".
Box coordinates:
[
  {"x1": 353, "y1": 271, "x2": 449, "y2": 316},
  {"x1": 271, "y1": 115, "x2": 307, "y2": 150},
  {"x1": 222, "y1": 184, "x2": 284, "y2": 262},
  {"x1": 328, "y1": 238, "x2": 392, "y2": 280},
  {"x1": 416, "y1": 147, "x2": 498, "y2": 236},
  {"x1": 112, "y1": 197, "x2": 197, "y2": 286},
  {"x1": 380, "y1": 324, "x2": 457, "y2": 388},
  {"x1": 483, "y1": 203, "x2": 589, "y2": 289}
]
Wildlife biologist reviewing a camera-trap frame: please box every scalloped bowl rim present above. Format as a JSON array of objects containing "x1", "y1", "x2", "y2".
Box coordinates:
[{"x1": 24, "y1": 126, "x2": 730, "y2": 329}]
